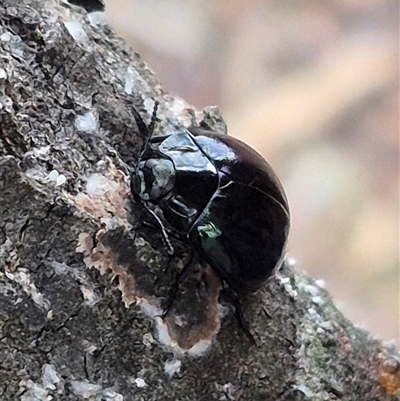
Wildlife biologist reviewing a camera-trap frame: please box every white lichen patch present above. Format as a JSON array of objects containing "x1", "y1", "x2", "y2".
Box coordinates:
[
  {"x1": 19, "y1": 364, "x2": 64, "y2": 401},
  {"x1": 163, "y1": 97, "x2": 194, "y2": 127},
  {"x1": 124, "y1": 65, "x2": 150, "y2": 95},
  {"x1": 70, "y1": 380, "x2": 123, "y2": 400},
  {"x1": 155, "y1": 317, "x2": 177, "y2": 349},
  {"x1": 63, "y1": 19, "x2": 89, "y2": 44},
  {"x1": 80, "y1": 285, "x2": 101, "y2": 306},
  {"x1": 133, "y1": 377, "x2": 147, "y2": 388},
  {"x1": 70, "y1": 164, "x2": 129, "y2": 223},
  {"x1": 50, "y1": 261, "x2": 70, "y2": 275},
  {"x1": 218, "y1": 382, "x2": 243, "y2": 400},
  {"x1": 0, "y1": 238, "x2": 18, "y2": 266},
  {"x1": 187, "y1": 339, "x2": 213, "y2": 357},
  {"x1": 88, "y1": 11, "x2": 107, "y2": 27},
  {"x1": 164, "y1": 358, "x2": 182, "y2": 378},
  {"x1": 70, "y1": 380, "x2": 102, "y2": 398},
  {"x1": 50, "y1": 260, "x2": 99, "y2": 306},
  {"x1": 142, "y1": 332, "x2": 155, "y2": 348},
  {"x1": 46, "y1": 169, "x2": 67, "y2": 187},
  {"x1": 138, "y1": 298, "x2": 163, "y2": 318},
  {"x1": 5, "y1": 267, "x2": 50, "y2": 311},
  {"x1": 0, "y1": 94, "x2": 13, "y2": 113},
  {"x1": 292, "y1": 384, "x2": 314, "y2": 399},
  {"x1": 75, "y1": 111, "x2": 98, "y2": 132},
  {"x1": 31, "y1": 145, "x2": 51, "y2": 156},
  {"x1": 100, "y1": 388, "x2": 124, "y2": 401},
  {"x1": 50, "y1": 260, "x2": 92, "y2": 284},
  {"x1": 19, "y1": 380, "x2": 49, "y2": 401},
  {"x1": 41, "y1": 364, "x2": 63, "y2": 392},
  {"x1": 296, "y1": 278, "x2": 327, "y2": 307},
  {"x1": 23, "y1": 165, "x2": 68, "y2": 193},
  {"x1": 85, "y1": 173, "x2": 115, "y2": 196},
  {"x1": 82, "y1": 340, "x2": 99, "y2": 354},
  {"x1": 25, "y1": 167, "x2": 51, "y2": 182},
  {"x1": 278, "y1": 276, "x2": 298, "y2": 299},
  {"x1": 0, "y1": 67, "x2": 7, "y2": 79},
  {"x1": 154, "y1": 308, "x2": 216, "y2": 356}
]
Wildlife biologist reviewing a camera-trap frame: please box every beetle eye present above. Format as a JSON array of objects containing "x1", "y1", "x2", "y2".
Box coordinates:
[{"x1": 131, "y1": 162, "x2": 147, "y2": 200}]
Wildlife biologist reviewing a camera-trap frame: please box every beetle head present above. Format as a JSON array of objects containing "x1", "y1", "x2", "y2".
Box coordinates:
[{"x1": 132, "y1": 158, "x2": 175, "y2": 204}]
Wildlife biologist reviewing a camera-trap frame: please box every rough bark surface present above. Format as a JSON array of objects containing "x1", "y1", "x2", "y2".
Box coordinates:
[{"x1": 0, "y1": 1, "x2": 399, "y2": 400}]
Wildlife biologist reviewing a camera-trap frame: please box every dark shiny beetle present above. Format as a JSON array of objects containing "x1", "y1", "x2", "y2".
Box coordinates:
[{"x1": 131, "y1": 103, "x2": 290, "y2": 295}]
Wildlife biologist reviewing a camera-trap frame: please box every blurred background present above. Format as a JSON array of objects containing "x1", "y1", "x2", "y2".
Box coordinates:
[{"x1": 103, "y1": 0, "x2": 399, "y2": 342}]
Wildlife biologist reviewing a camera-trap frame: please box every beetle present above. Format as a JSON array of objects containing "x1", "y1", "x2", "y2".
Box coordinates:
[{"x1": 130, "y1": 102, "x2": 290, "y2": 331}]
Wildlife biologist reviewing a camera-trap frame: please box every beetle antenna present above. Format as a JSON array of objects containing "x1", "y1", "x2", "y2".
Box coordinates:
[
  {"x1": 148, "y1": 100, "x2": 159, "y2": 136},
  {"x1": 131, "y1": 105, "x2": 149, "y2": 138},
  {"x1": 131, "y1": 100, "x2": 159, "y2": 159},
  {"x1": 139, "y1": 101, "x2": 159, "y2": 159}
]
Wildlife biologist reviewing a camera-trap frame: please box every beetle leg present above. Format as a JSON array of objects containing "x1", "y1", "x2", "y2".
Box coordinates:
[
  {"x1": 142, "y1": 203, "x2": 175, "y2": 255},
  {"x1": 139, "y1": 101, "x2": 159, "y2": 158},
  {"x1": 131, "y1": 104, "x2": 150, "y2": 137},
  {"x1": 220, "y1": 287, "x2": 256, "y2": 345},
  {"x1": 131, "y1": 100, "x2": 160, "y2": 158},
  {"x1": 141, "y1": 219, "x2": 189, "y2": 254},
  {"x1": 161, "y1": 252, "x2": 196, "y2": 318},
  {"x1": 234, "y1": 298, "x2": 256, "y2": 345}
]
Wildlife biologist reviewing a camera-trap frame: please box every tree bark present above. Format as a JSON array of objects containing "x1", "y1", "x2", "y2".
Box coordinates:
[{"x1": 0, "y1": 1, "x2": 398, "y2": 400}]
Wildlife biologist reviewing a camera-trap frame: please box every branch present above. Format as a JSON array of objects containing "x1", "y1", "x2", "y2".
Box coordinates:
[{"x1": 0, "y1": 0, "x2": 398, "y2": 400}]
